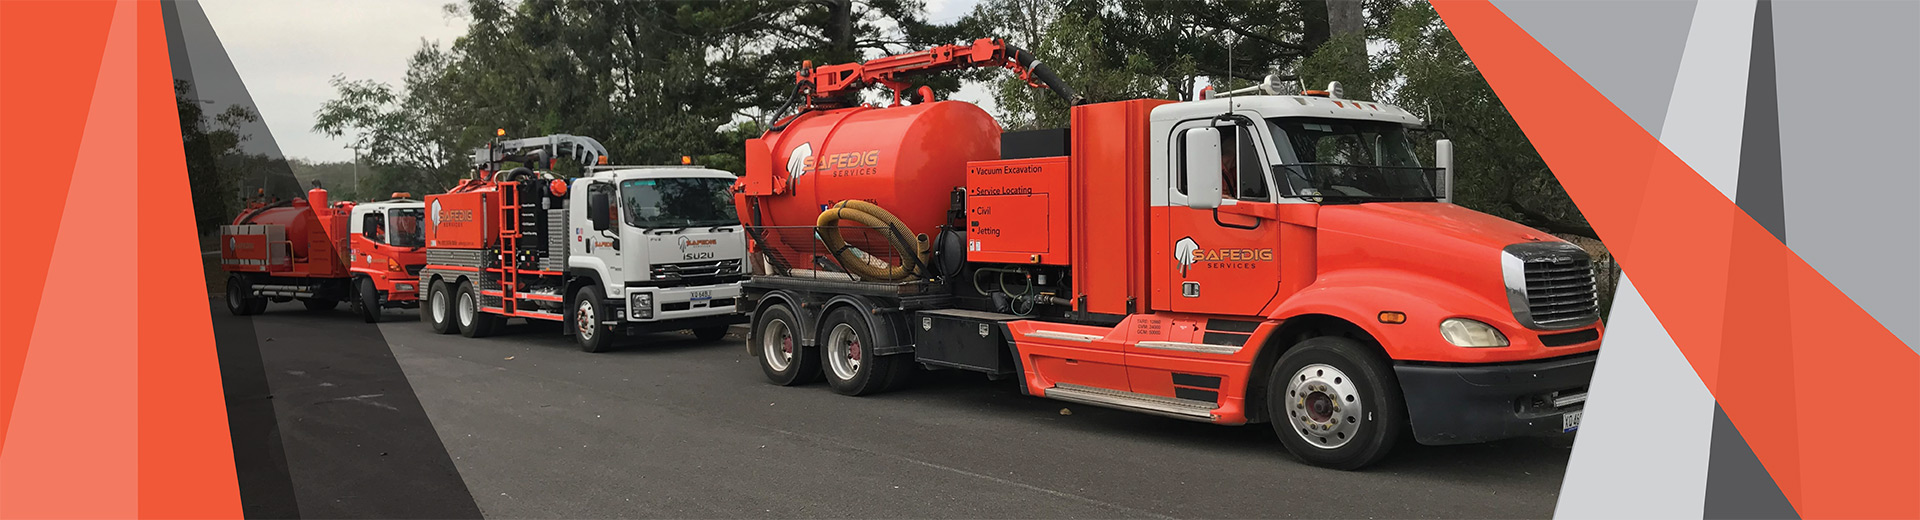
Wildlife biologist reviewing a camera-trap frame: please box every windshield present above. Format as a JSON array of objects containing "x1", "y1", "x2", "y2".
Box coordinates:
[
  {"x1": 388, "y1": 207, "x2": 425, "y2": 248},
  {"x1": 620, "y1": 177, "x2": 739, "y2": 228},
  {"x1": 1267, "y1": 118, "x2": 1439, "y2": 202}
]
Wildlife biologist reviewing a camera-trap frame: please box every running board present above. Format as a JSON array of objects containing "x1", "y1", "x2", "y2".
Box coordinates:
[{"x1": 1043, "y1": 383, "x2": 1217, "y2": 423}]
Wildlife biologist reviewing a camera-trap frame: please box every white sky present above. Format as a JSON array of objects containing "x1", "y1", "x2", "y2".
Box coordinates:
[{"x1": 204, "y1": 0, "x2": 983, "y2": 163}]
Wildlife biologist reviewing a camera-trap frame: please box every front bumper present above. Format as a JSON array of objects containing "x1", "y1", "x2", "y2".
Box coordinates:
[
  {"x1": 1395, "y1": 352, "x2": 1595, "y2": 445},
  {"x1": 621, "y1": 283, "x2": 744, "y2": 322}
]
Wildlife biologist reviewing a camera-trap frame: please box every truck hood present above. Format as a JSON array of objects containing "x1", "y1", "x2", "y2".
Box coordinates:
[{"x1": 1316, "y1": 202, "x2": 1563, "y2": 305}]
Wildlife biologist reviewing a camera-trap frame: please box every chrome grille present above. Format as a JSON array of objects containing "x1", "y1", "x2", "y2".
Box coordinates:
[
  {"x1": 650, "y1": 259, "x2": 744, "y2": 283},
  {"x1": 1503, "y1": 242, "x2": 1600, "y2": 329}
]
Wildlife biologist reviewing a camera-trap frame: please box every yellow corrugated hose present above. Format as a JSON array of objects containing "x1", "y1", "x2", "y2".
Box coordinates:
[{"x1": 815, "y1": 200, "x2": 929, "y2": 281}]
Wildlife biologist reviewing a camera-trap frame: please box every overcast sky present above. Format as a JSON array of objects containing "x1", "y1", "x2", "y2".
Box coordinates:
[{"x1": 203, "y1": 0, "x2": 982, "y2": 163}]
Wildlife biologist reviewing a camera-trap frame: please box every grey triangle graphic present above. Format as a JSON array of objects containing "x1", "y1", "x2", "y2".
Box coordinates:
[{"x1": 1704, "y1": 405, "x2": 1799, "y2": 519}]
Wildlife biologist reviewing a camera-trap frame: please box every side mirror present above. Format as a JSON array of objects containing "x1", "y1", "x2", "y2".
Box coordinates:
[
  {"x1": 1434, "y1": 139, "x2": 1454, "y2": 203},
  {"x1": 588, "y1": 191, "x2": 613, "y2": 231},
  {"x1": 1185, "y1": 128, "x2": 1223, "y2": 209}
]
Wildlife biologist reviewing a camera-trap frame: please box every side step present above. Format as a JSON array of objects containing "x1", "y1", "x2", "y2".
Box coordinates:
[{"x1": 1043, "y1": 383, "x2": 1217, "y2": 423}]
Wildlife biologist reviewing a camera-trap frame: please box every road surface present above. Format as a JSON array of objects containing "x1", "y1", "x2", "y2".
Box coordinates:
[{"x1": 234, "y1": 300, "x2": 1576, "y2": 518}]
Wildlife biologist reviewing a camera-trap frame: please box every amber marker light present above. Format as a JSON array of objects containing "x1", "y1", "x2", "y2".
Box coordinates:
[{"x1": 1378, "y1": 311, "x2": 1407, "y2": 324}]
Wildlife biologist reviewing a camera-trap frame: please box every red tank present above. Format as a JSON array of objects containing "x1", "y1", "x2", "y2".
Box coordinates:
[
  {"x1": 739, "y1": 100, "x2": 1001, "y2": 238},
  {"x1": 226, "y1": 190, "x2": 350, "y2": 277}
]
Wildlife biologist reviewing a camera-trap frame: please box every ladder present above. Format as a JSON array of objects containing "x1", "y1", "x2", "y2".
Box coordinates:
[{"x1": 497, "y1": 181, "x2": 520, "y2": 314}]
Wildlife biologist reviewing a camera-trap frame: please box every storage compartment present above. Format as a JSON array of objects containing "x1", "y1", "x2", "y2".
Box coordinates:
[
  {"x1": 965, "y1": 156, "x2": 1069, "y2": 265},
  {"x1": 912, "y1": 309, "x2": 1016, "y2": 376}
]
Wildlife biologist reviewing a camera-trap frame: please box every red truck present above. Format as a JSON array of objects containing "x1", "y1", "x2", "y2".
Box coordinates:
[
  {"x1": 735, "y1": 39, "x2": 1602, "y2": 469},
  {"x1": 220, "y1": 187, "x2": 427, "y2": 322}
]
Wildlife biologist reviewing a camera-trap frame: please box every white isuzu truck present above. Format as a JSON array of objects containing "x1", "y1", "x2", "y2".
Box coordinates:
[{"x1": 417, "y1": 134, "x2": 747, "y2": 352}]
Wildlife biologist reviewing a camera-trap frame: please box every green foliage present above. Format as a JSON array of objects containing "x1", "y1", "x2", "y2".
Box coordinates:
[
  {"x1": 1372, "y1": 1, "x2": 1590, "y2": 237},
  {"x1": 315, "y1": 0, "x2": 962, "y2": 189}
]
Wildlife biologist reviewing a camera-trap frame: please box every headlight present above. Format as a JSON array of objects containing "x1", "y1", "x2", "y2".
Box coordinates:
[
  {"x1": 629, "y1": 292, "x2": 653, "y2": 320},
  {"x1": 1440, "y1": 318, "x2": 1509, "y2": 347}
]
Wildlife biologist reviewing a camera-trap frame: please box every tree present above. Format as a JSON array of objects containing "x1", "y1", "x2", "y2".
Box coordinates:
[{"x1": 178, "y1": 80, "x2": 265, "y2": 234}]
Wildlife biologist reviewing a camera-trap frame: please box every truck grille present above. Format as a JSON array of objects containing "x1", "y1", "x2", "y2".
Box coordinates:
[
  {"x1": 1503, "y1": 242, "x2": 1600, "y2": 329},
  {"x1": 405, "y1": 264, "x2": 424, "y2": 276},
  {"x1": 651, "y1": 259, "x2": 744, "y2": 284}
]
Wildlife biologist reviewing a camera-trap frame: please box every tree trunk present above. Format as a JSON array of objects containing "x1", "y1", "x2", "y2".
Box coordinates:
[
  {"x1": 828, "y1": 0, "x2": 855, "y2": 62},
  {"x1": 1327, "y1": 0, "x2": 1364, "y2": 37}
]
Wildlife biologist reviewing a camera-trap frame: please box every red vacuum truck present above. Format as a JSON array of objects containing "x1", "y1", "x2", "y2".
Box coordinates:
[
  {"x1": 735, "y1": 38, "x2": 1603, "y2": 469},
  {"x1": 220, "y1": 187, "x2": 428, "y2": 322}
]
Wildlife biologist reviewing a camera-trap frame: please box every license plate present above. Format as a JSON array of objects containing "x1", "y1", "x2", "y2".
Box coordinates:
[
  {"x1": 1562, "y1": 409, "x2": 1583, "y2": 433},
  {"x1": 689, "y1": 290, "x2": 712, "y2": 301}
]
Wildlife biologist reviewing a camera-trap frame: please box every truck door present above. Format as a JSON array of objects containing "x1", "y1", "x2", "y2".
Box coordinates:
[{"x1": 1157, "y1": 117, "x2": 1285, "y2": 315}]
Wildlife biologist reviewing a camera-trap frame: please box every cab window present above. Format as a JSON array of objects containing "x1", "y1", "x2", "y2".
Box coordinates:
[
  {"x1": 361, "y1": 212, "x2": 387, "y2": 244},
  {"x1": 1177, "y1": 123, "x2": 1271, "y2": 202}
]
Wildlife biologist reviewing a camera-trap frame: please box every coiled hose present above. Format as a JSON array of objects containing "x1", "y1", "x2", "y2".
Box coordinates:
[{"x1": 815, "y1": 200, "x2": 929, "y2": 281}]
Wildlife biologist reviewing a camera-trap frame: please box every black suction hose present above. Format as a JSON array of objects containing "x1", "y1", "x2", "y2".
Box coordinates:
[{"x1": 1005, "y1": 44, "x2": 1084, "y2": 106}]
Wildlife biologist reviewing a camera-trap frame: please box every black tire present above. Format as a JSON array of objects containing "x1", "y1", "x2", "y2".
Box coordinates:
[
  {"x1": 301, "y1": 298, "x2": 338, "y2": 312},
  {"x1": 424, "y1": 279, "x2": 457, "y2": 334},
  {"x1": 456, "y1": 281, "x2": 500, "y2": 338},
  {"x1": 572, "y1": 285, "x2": 616, "y2": 353},
  {"x1": 1267, "y1": 336, "x2": 1407, "y2": 470},
  {"x1": 692, "y1": 325, "x2": 731, "y2": 342},
  {"x1": 225, "y1": 275, "x2": 261, "y2": 316},
  {"x1": 753, "y1": 303, "x2": 819, "y2": 385},
  {"x1": 818, "y1": 307, "x2": 907, "y2": 396},
  {"x1": 353, "y1": 276, "x2": 382, "y2": 323}
]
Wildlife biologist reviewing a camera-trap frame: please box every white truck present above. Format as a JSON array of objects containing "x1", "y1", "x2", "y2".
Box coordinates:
[{"x1": 416, "y1": 134, "x2": 747, "y2": 352}]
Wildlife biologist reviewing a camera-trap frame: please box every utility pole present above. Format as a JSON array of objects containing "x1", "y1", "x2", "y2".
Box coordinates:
[{"x1": 352, "y1": 147, "x2": 360, "y2": 201}]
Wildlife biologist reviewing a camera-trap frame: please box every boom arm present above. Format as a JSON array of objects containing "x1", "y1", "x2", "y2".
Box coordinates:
[
  {"x1": 798, "y1": 38, "x2": 1083, "y2": 108},
  {"x1": 473, "y1": 133, "x2": 611, "y2": 174}
]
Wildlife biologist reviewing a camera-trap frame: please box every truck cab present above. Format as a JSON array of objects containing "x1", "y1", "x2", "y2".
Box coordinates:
[
  {"x1": 568, "y1": 167, "x2": 747, "y2": 338},
  {"x1": 1141, "y1": 93, "x2": 1603, "y2": 460},
  {"x1": 344, "y1": 197, "x2": 428, "y2": 320}
]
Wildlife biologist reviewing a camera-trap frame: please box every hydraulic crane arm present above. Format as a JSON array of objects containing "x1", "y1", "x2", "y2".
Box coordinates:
[
  {"x1": 473, "y1": 133, "x2": 611, "y2": 175},
  {"x1": 797, "y1": 37, "x2": 1083, "y2": 108}
]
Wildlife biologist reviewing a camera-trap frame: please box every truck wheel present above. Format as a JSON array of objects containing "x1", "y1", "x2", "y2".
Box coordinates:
[
  {"x1": 424, "y1": 279, "x2": 457, "y2": 334},
  {"x1": 692, "y1": 326, "x2": 730, "y2": 342},
  {"x1": 353, "y1": 277, "x2": 382, "y2": 323},
  {"x1": 754, "y1": 304, "x2": 818, "y2": 385},
  {"x1": 819, "y1": 307, "x2": 905, "y2": 396},
  {"x1": 456, "y1": 281, "x2": 499, "y2": 338},
  {"x1": 225, "y1": 275, "x2": 262, "y2": 316},
  {"x1": 572, "y1": 286, "x2": 616, "y2": 353},
  {"x1": 301, "y1": 298, "x2": 338, "y2": 312},
  {"x1": 1268, "y1": 336, "x2": 1407, "y2": 470}
]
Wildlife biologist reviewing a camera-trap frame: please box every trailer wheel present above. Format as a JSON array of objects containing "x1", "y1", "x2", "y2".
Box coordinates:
[
  {"x1": 573, "y1": 285, "x2": 615, "y2": 353},
  {"x1": 692, "y1": 326, "x2": 730, "y2": 342},
  {"x1": 225, "y1": 275, "x2": 263, "y2": 316},
  {"x1": 754, "y1": 303, "x2": 818, "y2": 385},
  {"x1": 820, "y1": 307, "x2": 905, "y2": 396},
  {"x1": 425, "y1": 279, "x2": 457, "y2": 334},
  {"x1": 1268, "y1": 336, "x2": 1406, "y2": 470},
  {"x1": 352, "y1": 277, "x2": 382, "y2": 323},
  {"x1": 301, "y1": 298, "x2": 338, "y2": 312},
  {"x1": 456, "y1": 281, "x2": 499, "y2": 338}
]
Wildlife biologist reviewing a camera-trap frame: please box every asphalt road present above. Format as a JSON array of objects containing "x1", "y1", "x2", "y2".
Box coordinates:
[{"x1": 243, "y1": 301, "x2": 1576, "y2": 519}]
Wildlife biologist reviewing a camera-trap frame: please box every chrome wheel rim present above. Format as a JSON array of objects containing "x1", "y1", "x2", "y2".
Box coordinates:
[
  {"x1": 762, "y1": 318, "x2": 794, "y2": 371},
  {"x1": 431, "y1": 285, "x2": 447, "y2": 323},
  {"x1": 826, "y1": 323, "x2": 862, "y2": 381},
  {"x1": 457, "y1": 289, "x2": 475, "y2": 328},
  {"x1": 1286, "y1": 363, "x2": 1364, "y2": 450},
  {"x1": 576, "y1": 300, "x2": 595, "y2": 341}
]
